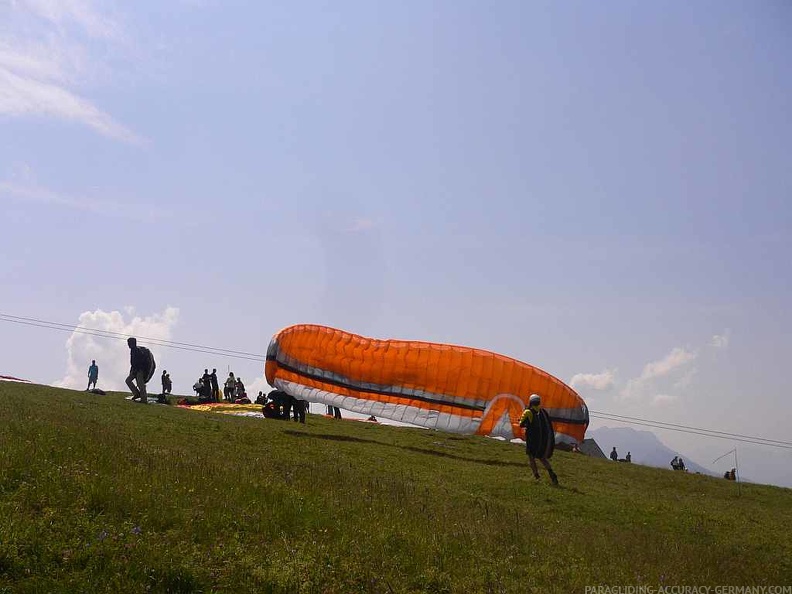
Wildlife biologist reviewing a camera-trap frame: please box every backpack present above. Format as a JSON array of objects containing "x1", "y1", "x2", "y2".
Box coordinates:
[{"x1": 138, "y1": 346, "x2": 156, "y2": 382}]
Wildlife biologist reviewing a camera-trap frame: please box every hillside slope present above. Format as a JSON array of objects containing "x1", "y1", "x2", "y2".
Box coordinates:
[{"x1": 1, "y1": 383, "x2": 790, "y2": 593}]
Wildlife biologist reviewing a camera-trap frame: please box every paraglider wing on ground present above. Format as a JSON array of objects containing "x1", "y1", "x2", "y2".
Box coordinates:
[{"x1": 264, "y1": 324, "x2": 589, "y2": 444}]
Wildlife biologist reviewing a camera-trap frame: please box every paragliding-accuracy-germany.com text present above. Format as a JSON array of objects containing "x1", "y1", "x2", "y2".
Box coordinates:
[{"x1": 584, "y1": 586, "x2": 792, "y2": 594}]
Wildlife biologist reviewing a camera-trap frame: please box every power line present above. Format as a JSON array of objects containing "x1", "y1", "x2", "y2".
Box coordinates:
[
  {"x1": 589, "y1": 409, "x2": 792, "y2": 447},
  {"x1": 589, "y1": 412, "x2": 792, "y2": 450},
  {"x1": 0, "y1": 313, "x2": 267, "y2": 363}
]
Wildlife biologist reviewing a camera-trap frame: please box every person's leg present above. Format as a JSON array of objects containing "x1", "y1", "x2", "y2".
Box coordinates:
[
  {"x1": 539, "y1": 458, "x2": 558, "y2": 485},
  {"x1": 137, "y1": 370, "x2": 148, "y2": 403},
  {"x1": 528, "y1": 455, "x2": 540, "y2": 479},
  {"x1": 126, "y1": 373, "x2": 141, "y2": 399}
]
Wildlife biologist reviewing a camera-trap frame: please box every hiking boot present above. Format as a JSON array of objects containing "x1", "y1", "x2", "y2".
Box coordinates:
[{"x1": 549, "y1": 471, "x2": 559, "y2": 485}]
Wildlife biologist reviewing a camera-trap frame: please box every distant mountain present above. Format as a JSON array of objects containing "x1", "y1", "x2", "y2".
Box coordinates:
[{"x1": 588, "y1": 426, "x2": 714, "y2": 476}]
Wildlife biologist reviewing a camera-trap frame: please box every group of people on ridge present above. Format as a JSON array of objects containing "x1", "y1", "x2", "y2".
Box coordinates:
[
  {"x1": 191, "y1": 369, "x2": 249, "y2": 403},
  {"x1": 609, "y1": 447, "x2": 632, "y2": 463}
]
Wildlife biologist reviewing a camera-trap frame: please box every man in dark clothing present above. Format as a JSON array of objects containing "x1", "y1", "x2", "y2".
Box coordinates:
[
  {"x1": 519, "y1": 394, "x2": 558, "y2": 485},
  {"x1": 126, "y1": 337, "x2": 154, "y2": 403},
  {"x1": 610, "y1": 447, "x2": 619, "y2": 461},
  {"x1": 87, "y1": 360, "x2": 99, "y2": 391},
  {"x1": 161, "y1": 370, "x2": 172, "y2": 395},
  {"x1": 210, "y1": 369, "x2": 219, "y2": 402},
  {"x1": 267, "y1": 389, "x2": 291, "y2": 420},
  {"x1": 201, "y1": 369, "x2": 212, "y2": 401},
  {"x1": 292, "y1": 399, "x2": 306, "y2": 423},
  {"x1": 280, "y1": 391, "x2": 295, "y2": 420}
]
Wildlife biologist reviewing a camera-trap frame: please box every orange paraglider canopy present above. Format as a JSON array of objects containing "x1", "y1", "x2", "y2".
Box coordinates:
[{"x1": 266, "y1": 324, "x2": 588, "y2": 443}]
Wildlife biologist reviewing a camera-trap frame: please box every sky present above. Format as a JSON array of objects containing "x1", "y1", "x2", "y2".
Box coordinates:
[{"x1": 1, "y1": 0, "x2": 790, "y2": 486}]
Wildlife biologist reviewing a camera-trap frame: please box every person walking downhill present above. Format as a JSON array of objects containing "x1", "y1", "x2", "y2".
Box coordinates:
[
  {"x1": 86, "y1": 360, "x2": 99, "y2": 391},
  {"x1": 126, "y1": 337, "x2": 156, "y2": 404},
  {"x1": 519, "y1": 393, "x2": 559, "y2": 485}
]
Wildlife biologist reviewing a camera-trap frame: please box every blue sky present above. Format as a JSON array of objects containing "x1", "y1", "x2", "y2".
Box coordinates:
[{"x1": 1, "y1": 1, "x2": 790, "y2": 486}]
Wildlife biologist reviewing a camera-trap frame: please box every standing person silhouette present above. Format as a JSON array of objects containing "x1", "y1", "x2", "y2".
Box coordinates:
[
  {"x1": 86, "y1": 360, "x2": 99, "y2": 391},
  {"x1": 126, "y1": 338, "x2": 155, "y2": 404},
  {"x1": 210, "y1": 369, "x2": 219, "y2": 402}
]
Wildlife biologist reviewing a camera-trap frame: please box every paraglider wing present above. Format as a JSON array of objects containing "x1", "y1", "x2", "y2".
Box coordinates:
[{"x1": 265, "y1": 325, "x2": 588, "y2": 443}]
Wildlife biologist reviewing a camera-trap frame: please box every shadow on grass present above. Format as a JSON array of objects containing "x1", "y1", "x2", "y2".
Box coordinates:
[{"x1": 283, "y1": 430, "x2": 525, "y2": 468}]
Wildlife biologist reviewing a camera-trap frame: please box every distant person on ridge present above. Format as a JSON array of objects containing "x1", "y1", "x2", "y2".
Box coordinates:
[
  {"x1": 202, "y1": 369, "x2": 212, "y2": 401},
  {"x1": 126, "y1": 337, "x2": 156, "y2": 403},
  {"x1": 210, "y1": 369, "x2": 219, "y2": 402},
  {"x1": 519, "y1": 393, "x2": 558, "y2": 485},
  {"x1": 234, "y1": 377, "x2": 246, "y2": 400},
  {"x1": 610, "y1": 447, "x2": 618, "y2": 461},
  {"x1": 625, "y1": 451, "x2": 631, "y2": 463},
  {"x1": 86, "y1": 360, "x2": 99, "y2": 391},
  {"x1": 161, "y1": 370, "x2": 172, "y2": 395},
  {"x1": 224, "y1": 373, "x2": 236, "y2": 401}
]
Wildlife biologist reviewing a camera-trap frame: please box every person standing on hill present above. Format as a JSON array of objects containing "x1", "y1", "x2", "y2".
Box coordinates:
[
  {"x1": 126, "y1": 337, "x2": 156, "y2": 404},
  {"x1": 201, "y1": 369, "x2": 212, "y2": 401},
  {"x1": 224, "y1": 372, "x2": 236, "y2": 401},
  {"x1": 519, "y1": 393, "x2": 558, "y2": 485},
  {"x1": 210, "y1": 368, "x2": 219, "y2": 402},
  {"x1": 161, "y1": 370, "x2": 172, "y2": 395},
  {"x1": 86, "y1": 360, "x2": 99, "y2": 391},
  {"x1": 610, "y1": 447, "x2": 619, "y2": 461}
]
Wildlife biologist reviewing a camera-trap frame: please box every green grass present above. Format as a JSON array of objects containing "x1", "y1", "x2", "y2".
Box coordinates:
[{"x1": 0, "y1": 382, "x2": 790, "y2": 593}]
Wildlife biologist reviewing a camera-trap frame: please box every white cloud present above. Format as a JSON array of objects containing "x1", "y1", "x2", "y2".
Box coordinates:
[
  {"x1": 0, "y1": 68, "x2": 140, "y2": 142},
  {"x1": 570, "y1": 369, "x2": 616, "y2": 391},
  {"x1": 247, "y1": 376, "x2": 270, "y2": 401},
  {"x1": 710, "y1": 331, "x2": 730, "y2": 350},
  {"x1": 639, "y1": 347, "x2": 696, "y2": 381},
  {"x1": 652, "y1": 393, "x2": 678, "y2": 406},
  {"x1": 19, "y1": 0, "x2": 120, "y2": 40},
  {"x1": 619, "y1": 346, "x2": 697, "y2": 401},
  {"x1": 0, "y1": 0, "x2": 139, "y2": 142},
  {"x1": 54, "y1": 307, "x2": 179, "y2": 391},
  {"x1": 0, "y1": 179, "x2": 169, "y2": 221},
  {"x1": 673, "y1": 367, "x2": 697, "y2": 391}
]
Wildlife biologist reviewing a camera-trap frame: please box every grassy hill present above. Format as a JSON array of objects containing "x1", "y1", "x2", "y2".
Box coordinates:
[{"x1": 1, "y1": 383, "x2": 790, "y2": 593}]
